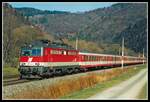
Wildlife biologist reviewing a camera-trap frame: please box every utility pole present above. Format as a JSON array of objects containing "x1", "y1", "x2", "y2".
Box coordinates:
[
  {"x1": 76, "y1": 37, "x2": 78, "y2": 50},
  {"x1": 75, "y1": 32, "x2": 79, "y2": 50},
  {"x1": 122, "y1": 37, "x2": 124, "y2": 69},
  {"x1": 119, "y1": 47, "x2": 120, "y2": 55},
  {"x1": 143, "y1": 48, "x2": 145, "y2": 64}
]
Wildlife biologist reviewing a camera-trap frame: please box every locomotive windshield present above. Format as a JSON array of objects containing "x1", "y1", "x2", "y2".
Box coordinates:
[
  {"x1": 21, "y1": 48, "x2": 41, "y2": 56},
  {"x1": 21, "y1": 50, "x2": 31, "y2": 56},
  {"x1": 32, "y1": 49, "x2": 41, "y2": 56}
]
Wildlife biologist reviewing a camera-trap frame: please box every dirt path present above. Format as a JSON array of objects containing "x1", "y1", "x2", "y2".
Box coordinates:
[{"x1": 88, "y1": 68, "x2": 148, "y2": 100}]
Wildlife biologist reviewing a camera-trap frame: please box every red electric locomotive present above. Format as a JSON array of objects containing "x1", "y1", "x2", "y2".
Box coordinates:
[
  {"x1": 19, "y1": 40, "x2": 146, "y2": 79},
  {"x1": 19, "y1": 40, "x2": 79, "y2": 78}
]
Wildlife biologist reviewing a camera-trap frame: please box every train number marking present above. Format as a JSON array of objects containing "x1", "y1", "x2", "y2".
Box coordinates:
[{"x1": 28, "y1": 58, "x2": 33, "y2": 62}]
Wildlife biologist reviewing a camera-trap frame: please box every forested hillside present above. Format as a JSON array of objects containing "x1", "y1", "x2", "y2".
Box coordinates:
[
  {"x1": 113, "y1": 18, "x2": 147, "y2": 54},
  {"x1": 16, "y1": 3, "x2": 147, "y2": 55}
]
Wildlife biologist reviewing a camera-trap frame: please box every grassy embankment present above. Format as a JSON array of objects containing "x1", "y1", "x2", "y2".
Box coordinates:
[
  {"x1": 8, "y1": 64, "x2": 147, "y2": 99},
  {"x1": 137, "y1": 82, "x2": 148, "y2": 99},
  {"x1": 3, "y1": 67, "x2": 19, "y2": 79},
  {"x1": 61, "y1": 64, "x2": 147, "y2": 99}
]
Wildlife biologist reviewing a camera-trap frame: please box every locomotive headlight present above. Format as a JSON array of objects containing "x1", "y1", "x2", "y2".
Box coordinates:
[
  {"x1": 35, "y1": 63, "x2": 40, "y2": 66},
  {"x1": 21, "y1": 63, "x2": 26, "y2": 66}
]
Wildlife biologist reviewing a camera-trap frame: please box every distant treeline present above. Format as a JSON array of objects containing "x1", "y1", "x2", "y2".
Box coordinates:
[{"x1": 15, "y1": 7, "x2": 70, "y2": 16}]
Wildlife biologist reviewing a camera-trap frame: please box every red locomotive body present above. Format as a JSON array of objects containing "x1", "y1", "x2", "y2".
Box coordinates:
[{"x1": 19, "y1": 40, "x2": 146, "y2": 79}]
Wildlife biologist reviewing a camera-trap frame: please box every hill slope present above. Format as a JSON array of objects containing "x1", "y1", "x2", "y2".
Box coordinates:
[
  {"x1": 15, "y1": 3, "x2": 147, "y2": 55},
  {"x1": 113, "y1": 18, "x2": 147, "y2": 54}
]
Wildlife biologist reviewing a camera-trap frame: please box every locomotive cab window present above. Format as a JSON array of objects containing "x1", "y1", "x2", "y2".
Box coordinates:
[{"x1": 21, "y1": 48, "x2": 42, "y2": 56}]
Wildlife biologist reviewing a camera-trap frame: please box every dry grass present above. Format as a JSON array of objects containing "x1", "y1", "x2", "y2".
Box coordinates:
[{"x1": 10, "y1": 68, "x2": 129, "y2": 99}]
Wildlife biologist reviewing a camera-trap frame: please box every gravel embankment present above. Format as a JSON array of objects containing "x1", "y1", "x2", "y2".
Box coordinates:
[
  {"x1": 3, "y1": 69, "x2": 106, "y2": 99},
  {"x1": 3, "y1": 65, "x2": 141, "y2": 99}
]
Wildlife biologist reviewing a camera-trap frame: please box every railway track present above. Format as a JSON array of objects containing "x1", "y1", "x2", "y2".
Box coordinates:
[
  {"x1": 3, "y1": 78, "x2": 31, "y2": 86},
  {"x1": 3, "y1": 69, "x2": 106, "y2": 86},
  {"x1": 3, "y1": 64, "x2": 143, "y2": 86}
]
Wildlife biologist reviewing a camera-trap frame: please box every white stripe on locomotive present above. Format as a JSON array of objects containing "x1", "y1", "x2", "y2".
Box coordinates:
[{"x1": 20, "y1": 60, "x2": 144, "y2": 67}]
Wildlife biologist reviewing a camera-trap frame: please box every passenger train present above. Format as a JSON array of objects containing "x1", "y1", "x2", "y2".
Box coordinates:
[{"x1": 19, "y1": 40, "x2": 146, "y2": 79}]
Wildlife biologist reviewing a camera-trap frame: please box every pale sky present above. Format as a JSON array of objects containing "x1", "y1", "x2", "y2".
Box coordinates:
[{"x1": 8, "y1": 2, "x2": 117, "y2": 13}]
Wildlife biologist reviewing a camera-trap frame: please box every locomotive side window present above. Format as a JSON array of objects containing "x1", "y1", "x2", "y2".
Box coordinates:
[
  {"x1": 92, "y1": 56, "x2": 94, "y2": 61},
  {"x1": 84, "y1": 55, "x2": 88, "y2": 61},
  {"x1": 101, "y1": 56, "x2": 103, "y2": 61},
  {"x1": 84, "y1": 56, "x2": 86, "y2": 61},
  {"x1": 99, "y1": 56, "x2": 101, "y2": 61},
  {"x1": 102, "y1": 56, "x2": 105, "y2": 61},
  {"x1": 113, "y1": 56, "x2": 116, "y2": 62},
  {"x1": 68, "y1": 51, "x2": 76, "y2": 55},
  {"x1": 116, "y1": 57, "x2": 120, "y2": 61},
  {"x1": 51, "y1": 50, "x2": 61, "y2": 54},
  {"x1": 96, "y1": 56, "x2": 98, "y2": 61},
  {"x1": 90, "y1": 56, "x2": 92, "y2": 61},
  {"x1": 97, "y1": 56, "x2": 99, "y2": 61},
  {"x1": 94, "y1": 56, "x2": 96, "y2": 61},
  {"x1": 99, "y1": 56, "x2": 102, "y2": 61},
  {"x1": 93, "y1": 56, "x2": 95, "y2": 61},
  {"x1": 87, "y1": 56, "x2": 89, "y2": 61}
]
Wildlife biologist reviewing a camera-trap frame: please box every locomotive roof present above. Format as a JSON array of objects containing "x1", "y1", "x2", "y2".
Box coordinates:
[
  {"x1": 21, "y1": 40, "x2": 76, "y2": 50},
  {"x1": 79, "y1": 52, "x2": 143, "y2": 58}
]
